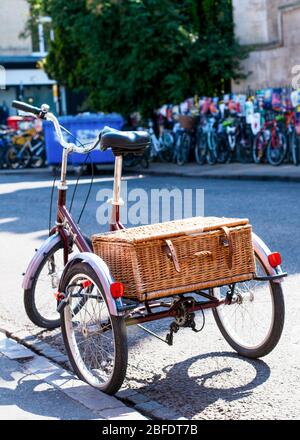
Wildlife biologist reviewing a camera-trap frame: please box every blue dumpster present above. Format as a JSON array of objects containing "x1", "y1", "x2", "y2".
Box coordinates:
[{"x1": 43, "y1": 113, "x2": 124, "y2": 166}]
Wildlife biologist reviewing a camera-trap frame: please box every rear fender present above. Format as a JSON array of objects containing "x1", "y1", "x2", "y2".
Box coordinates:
[
  {"x1": 58, "y1": 252, "x2": 119, "y2": 316},
  {"x1": 252, "y1": 232, "x2": 285, "y2": 283}
]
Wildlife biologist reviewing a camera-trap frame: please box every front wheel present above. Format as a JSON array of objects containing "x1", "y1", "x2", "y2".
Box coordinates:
[
  {"x1": 176, "y1": 132, "x2": 191, "y2": 166},
  {"x1": 290, "y1": 132, "x2": 300, "y2": 166},
  {"x1": 267, "y1": 132, "x2": 287, "y2": 166},
  {"x1": 212, "y1": 254, "x2": 285, "y2": 358},
  {"x1": 60, "y1": 262, "x2": 128, "y2": 395},
  {"x1": 24, "y1": 235, "x2": 91, "y2": 329},
  {"x1": 195, "y1": 131, "x2": 207, "y2": 165}
]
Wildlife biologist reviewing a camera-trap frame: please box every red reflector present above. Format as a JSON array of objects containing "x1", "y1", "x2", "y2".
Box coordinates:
[
  {"x1": 268, "y1": 252, "x2": 282, "y2": 268},
  {"x1": 110, "y1": 282, "x2": 125, "y2": 299},
  {"x1": 54, "y1": 292, "x2": 64, "y2": 301},
  {"x1": 82, "y1": 280, "x2": 92, "y2": 288}
]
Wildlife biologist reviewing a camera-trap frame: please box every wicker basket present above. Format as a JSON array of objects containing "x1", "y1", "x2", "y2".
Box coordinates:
[
  {"x1": 92, "y1": 217, "x2": 256, "y2": 302},
  {"x1": 178, "y1": 115, "x2": 197, "y2": 130}
]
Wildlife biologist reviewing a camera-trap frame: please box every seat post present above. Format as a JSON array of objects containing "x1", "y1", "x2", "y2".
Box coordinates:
[{"x1": 109, "y1": 155, "x2": 124, "y2": 229}]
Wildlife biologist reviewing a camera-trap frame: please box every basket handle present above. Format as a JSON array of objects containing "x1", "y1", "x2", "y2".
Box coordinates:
[
  {"x1": 220, "y1": 226, "x2": 234, "y2": 269},
  {"x1": 164, "y1": 239, "x2": 181, "y2": 273}
]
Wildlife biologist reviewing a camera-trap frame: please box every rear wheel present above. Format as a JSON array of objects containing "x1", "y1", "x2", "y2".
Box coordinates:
[
  {"x1": 206, "y1": 133, "x2": 218, "y2": 165},
  {"x1": 290, "y1": 132, "x2": 300, "y2": 166},
  {"x1": 195, "y1": 131, "x2": 207, "y2": 165},
  {"x1": 267, "y1": 131, "x2": 287, "y2": 166},
  {"x1": 176, "y1": 132, "x2": 191, "y2": 166},
  {"x1": 216, "y1": 134, "x2": 230, "y2": 164},
  {"x1": 212, "y1": 254, "x2": 285, "y2": 358},
  {"x1": 252, "y1": 132, "x2": 266, "y2": 164},
  {"x1": 6, "y1": 145, "x2": 22, "y2": 169},
  {"x1": 60, "y1": 262, "x2": 128, "y2": 395},
  {"x1": 236, "y1": 131, "x2": 253, "y2": 163}
]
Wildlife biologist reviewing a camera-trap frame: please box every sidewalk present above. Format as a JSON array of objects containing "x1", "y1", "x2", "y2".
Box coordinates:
[
  {"x1": 0, "y1": 331, "x2": 146, "y2": 420},
  {"x1": 139, "y1": 162, "x2": 300, "y2": 182},
  {"x1": 1, "y1": 162, "x2": 300, "y2": 182}
]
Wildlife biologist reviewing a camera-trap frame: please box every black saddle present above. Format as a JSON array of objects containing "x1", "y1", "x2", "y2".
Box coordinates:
[{"x1": 99, "y1": 126, "x2": 150, "y2": 156}]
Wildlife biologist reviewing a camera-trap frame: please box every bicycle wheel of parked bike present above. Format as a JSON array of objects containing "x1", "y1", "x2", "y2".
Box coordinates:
[
  {"x1": 24, "y1": 235, "x2": 91, "y2": 329},
  {"x1": 176, "y1": 132, "x2": 191, "y2": 166},
  {"x1": 289, "y1": 132, "x2": 300, "y2": 166},
  {"x1": 6, "y1": 145, "x2": 29, "y2": 169},
  {"x1": 206, "y1": 133, "x2": 218, "y2": 165},
  {"x1": 216, "y1": 134, "x2": 230, "y2": 164},
  {"x1": 195, "y1": 131, "x2": 207, "y2": 165},
  {"x1": 236, "y1": 132, "x2": 253, "y2": 163},
  {"x1": 212, "y1": 253, "x2": 285, "y2": 358},
  {"x1": 267, "y1": 132, "x2": 287, "y2": 166},
  {"x1": 157, "y1": 132, "x2": 173, "y2": 163},
  {"x1": 252, "y1": 132, "x2": 265, "y2": 164},
  {"x1": 60, "y1": 262, "x2": 128, "y2": 395}
]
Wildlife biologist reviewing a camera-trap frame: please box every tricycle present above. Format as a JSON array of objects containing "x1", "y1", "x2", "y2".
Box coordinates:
[{"x1": 13, "y1": 100, "x2": 287, "y2": 395}]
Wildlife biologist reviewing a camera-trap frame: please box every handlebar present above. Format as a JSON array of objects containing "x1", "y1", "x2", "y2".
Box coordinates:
[
  {"x1": 11, "y1": 100, "x2": 99, "y2": 155},
  {"x1": 12, "y1": 100, "x2": 47, "y2": 118}
]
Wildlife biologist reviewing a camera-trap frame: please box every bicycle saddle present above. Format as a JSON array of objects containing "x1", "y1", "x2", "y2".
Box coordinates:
[{"x1": 99, "y1": 126, "x2": 150, "y2": 156}]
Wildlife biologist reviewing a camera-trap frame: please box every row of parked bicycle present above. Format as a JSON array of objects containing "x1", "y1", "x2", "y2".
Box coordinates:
[
  {"x1": 2, "y1": 108, "x2": 300, "y2": 171},
  {"x1": 140, "y1": 110, "x2": 300, "y2": 167},
  {"x1": 0, "y1": 124, "x2": 46, "y2": 169}
]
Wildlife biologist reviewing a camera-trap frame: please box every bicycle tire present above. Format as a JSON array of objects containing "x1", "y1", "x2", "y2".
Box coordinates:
[
  {"x1": 195, "y1": 131, "x2": 207, "y2": 165},
  {"x1": 212, "y1": 254, "x2": 285, "y2": 358},
  {"x1": 176, "y1": 132, "x2": 191, "y2": 166},
  {"x1": 24, "y1": 235, "x2": 92, "y2": 329},
  {"x1": 6, "y1": 145, "x2": 21, "y2": 169},
  {"x1": 252, "y1": 133, "x2": 265, "y2": 164},
  {"x1": 60, "y1": 262, "x2": 128, "y2": 395},
  {"x1": 236, "y1": 132, "x2": 253, "y2": 164},
  {"x1": 267, "y1": 132, "x2": 287, "y2": 166},
  {"x1": 290, "y1": 132, "x2": 300, "y2": 166},
  {"x1": 216, "y1": 134, "x2": 230, "y2": 164}
]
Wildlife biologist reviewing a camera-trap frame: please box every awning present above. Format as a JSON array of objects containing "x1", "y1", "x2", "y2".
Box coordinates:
[{"x1": 5, "y1": 68, "x2": 56, "y2": 86}]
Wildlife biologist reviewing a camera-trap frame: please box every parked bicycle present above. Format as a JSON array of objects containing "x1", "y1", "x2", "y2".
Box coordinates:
[
  {"x1": 217, "y1": 115, "x2": 253, "y2": 164},
  {"x1": 6, "y1": 128, "x2": 46, "y2": 169},
  {"x1": 253, "y1": 114, "x2": 287, "y2": 166},
  {"x1": 148, "y1": 120, "x2": 174, "y2": 163},
  {"x1": 0, "y1": 126, "x2": 14, "y2": 169},
  {"x1": 195, "y1": 115, "x2": 219, "y2": 165}
]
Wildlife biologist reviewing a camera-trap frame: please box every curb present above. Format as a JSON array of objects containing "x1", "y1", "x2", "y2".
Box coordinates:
[
  {"x1": 0, "y1": 323, "x2": 187, "y2": 420},
  {"x1": 1, "y1": 165, "x2": 300, "y2": 182},
  {"x1": 0, "y1": 328, "x2": 147, "y2": 420},
  {"x1": 138, "y1": 168, "x2": 300, "y2": 182}
]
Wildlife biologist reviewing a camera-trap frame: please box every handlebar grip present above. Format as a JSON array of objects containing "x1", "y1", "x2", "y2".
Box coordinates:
[{"x1": 12, "y1": 100, "x2": 43, "y2": 117}]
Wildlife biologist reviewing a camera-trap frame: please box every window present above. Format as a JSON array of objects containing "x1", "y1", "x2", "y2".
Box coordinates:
[{"x1": 32, "y1": 17, "x2": 54, "y2": 56}]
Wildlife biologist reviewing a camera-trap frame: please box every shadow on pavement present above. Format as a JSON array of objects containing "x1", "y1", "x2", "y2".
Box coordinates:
[
  {"x1": 0, "y1": 355, "x2": 99, "y2": 420},
  {"x1": 132, "y1": 351, "x2": 271, "y2": 419}
]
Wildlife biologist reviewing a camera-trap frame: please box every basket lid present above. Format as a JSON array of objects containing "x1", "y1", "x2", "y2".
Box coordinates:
[{"x1": 92, "y1": 216, "x2": 250, "y2": 244}]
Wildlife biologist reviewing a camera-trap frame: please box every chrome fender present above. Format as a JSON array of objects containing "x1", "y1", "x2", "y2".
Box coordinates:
[
  {"x1": 252, "y1": 232, "x2": 285, "y2": 283},
  {"x1": 58, "y1": 252, "x2": 119, "y2": 316},
  {"x1": 22, "y1": 233, "x2": 62, "y2": 290}
]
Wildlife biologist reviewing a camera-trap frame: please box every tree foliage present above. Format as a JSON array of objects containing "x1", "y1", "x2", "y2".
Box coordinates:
[{"x1": 27, "y1": 0, "x2": 247, "y2": 116}]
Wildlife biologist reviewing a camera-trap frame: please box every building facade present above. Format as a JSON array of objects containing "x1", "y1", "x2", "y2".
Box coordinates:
[
  {"x1": 0, "y1": 0, "x2": 65, "y2": 118},
  {"x1": 232, "y1": 0, "x2": 300, "y2": 92}
]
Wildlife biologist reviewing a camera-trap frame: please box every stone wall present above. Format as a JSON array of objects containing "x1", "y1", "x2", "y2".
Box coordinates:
[
  {"x1": 232, "y1": 0, "x2": 300, "y2": 92},
  {"x1": 0, "y1": 0, "x2": 32, "y2": 56}
]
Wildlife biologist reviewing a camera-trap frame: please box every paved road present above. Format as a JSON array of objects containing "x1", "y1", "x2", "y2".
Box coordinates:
[{"x1": 0, "y1": 171, "x2": 299, "y2": 419}]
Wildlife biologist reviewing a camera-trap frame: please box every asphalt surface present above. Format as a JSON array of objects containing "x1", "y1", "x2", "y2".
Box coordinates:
[{"x1": 0, "y1": 170, "x2": 299, "y2": 419}]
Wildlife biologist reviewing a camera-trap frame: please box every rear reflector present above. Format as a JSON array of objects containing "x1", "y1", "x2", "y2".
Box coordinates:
[
  {"x1": 268, "y1": 252, "x2": 282, "y2": 268},
  {"x1": 110, "y1": 282, "x2": 125, "y2": 299}
]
